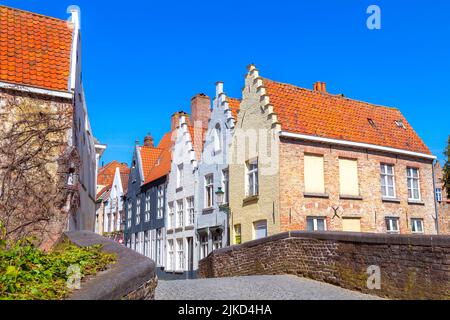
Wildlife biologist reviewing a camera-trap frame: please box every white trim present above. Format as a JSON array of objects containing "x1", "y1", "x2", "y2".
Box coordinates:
[
  {"x1": 67, "y1": 6, "x2": 81, "y2": 91},
  {"x1": 279, "y1": 131, "x2": 436, "y2": 160},
  {"x1": 0, "y1": 81, "x2": 73, "y2": 99}
]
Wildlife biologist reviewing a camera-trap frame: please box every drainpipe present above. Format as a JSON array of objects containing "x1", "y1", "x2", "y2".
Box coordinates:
[{"x1": 432, "y1": 160, "x2": 440, "y2": 234}]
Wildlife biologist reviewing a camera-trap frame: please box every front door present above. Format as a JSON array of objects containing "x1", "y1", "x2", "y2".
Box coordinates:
[{"x1": 187, "y1": 237, "x2": 194, "y2": 271}]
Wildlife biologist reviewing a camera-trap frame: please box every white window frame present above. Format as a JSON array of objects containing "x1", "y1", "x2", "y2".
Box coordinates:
[
  {"x1": 144, "y1": 230, "x2": 151, "y2": 258},
  {"x1": 436, "y1": 188, "x2": 443, "y2": 202},
  {"x1": 411, "y1": 218, "x2": 424, "y2": 234},
  {"x1": 186, "y1": 197, "x2": 195, "y2": 226},
  {"x1": 407, "y1": 167, "x2": 421, "y2": 201},
  {"x1": 168, "y1": 202, "x2": 174, "y2": 229},
  {"x1": 253, "y1": 220, "x2": 267, "y2": 240},
  {"x1": 145, "y1": 191, "x2": 151, "y2": 222},
  {"x1": 156, "y1": 229, "x2": 162, "y2": 265},
  {"x1": 205, "y1": 174, "x2": 214, "y2": 208},
  {"x1": 157, "y1": 185, "x2": 164, "y2": 219},
  {"x1": 167, "y1": 239, "x2": 174, "y2": 271},
  {"x1": 176, "y1": 239, "x2": 184, "y2": 271},
  {"x1": 213, "y1": 234, "x2": 222, "y2": 250},
  {"x1": 386, "y1": 217, "x2": 400, "y2": 234},
  {"x1": 200, "y1": 234, "x2": 208, "y2": 260},
  {"x1": 176, "y1": 200, "x2": 184, "y2": 228},
  {"x1": 246, "y1": 159, "x2": 259, "y2": 197},
  {"x1": 177, "y1": 164, "x2": 184, "y2": 189},
  {"x1": 222, "y1": 169, "x2": 229, "y2": 204},
  {"x1": 306, "y1": 217, "x2": 327, "y2": 231},
  {"x1": 380, "y1": 164, "x2": 396, "y2": 199},
  {"x1": 127, "y1": 200, "x2": 132, "y2": 229},
  {"x1": 135, "y1": 197, "x2": 141, "y2": 226}
]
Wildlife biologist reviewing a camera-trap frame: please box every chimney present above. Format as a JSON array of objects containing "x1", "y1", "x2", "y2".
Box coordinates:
[
  {"x1": 171, "y1": 111, "x2": 188, "y2": 131},
  {"x1": 313, "y1": 81, "x2": 327, "y2": 92},
  {"x1": 191, "y1": 93, "x2": 211, "y2": 129},
  {"x1": 216, "y1": 81, "x2": 224, "y2": 97},
  {"x1": 143, "y1": 134, "x2": 154, "y2": 148}
]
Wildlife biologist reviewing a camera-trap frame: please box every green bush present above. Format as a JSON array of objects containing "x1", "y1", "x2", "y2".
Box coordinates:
[{"x1": 0, "y1": 232, "x2": 116, "y2": 300}]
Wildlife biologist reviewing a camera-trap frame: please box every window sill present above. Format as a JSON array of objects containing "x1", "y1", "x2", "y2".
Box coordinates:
[
  {"x1": 304, "y1": 192, "x2": 329, "y2": 199},
  {"x1": 339, "y1": 195, "x2": 363, "y2": 201},
  {"x1": 408, "y1": 200, "x2": 425, "y2": 206},
  {"x1": 175, "y1": 227, "x2": 184, "y2": 232},
  {"x1": 382, "y1": 197, "x2": 401, "y2": 203},
  {"x1": 185, "y1": 225, "x2": 194, "y2": 231},
  {"x1": 243, "y1": 195, "x2": 259, "y2": 205},
  {"x1": 203, "y1": 207, "x2": 214, "y2": 214},
  {"x1": 176, "y1": 187, "x2": 183, "y2": 193}
]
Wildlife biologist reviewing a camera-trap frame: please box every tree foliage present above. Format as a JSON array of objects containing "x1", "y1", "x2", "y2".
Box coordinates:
[{"x1": 444, "y1": 135, "x2": 450, "y2": 197}]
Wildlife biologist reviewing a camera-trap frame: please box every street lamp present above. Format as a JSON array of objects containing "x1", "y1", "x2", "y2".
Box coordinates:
[{"x1": 215, "y1": 187, "x2": 225, "y2": 207}]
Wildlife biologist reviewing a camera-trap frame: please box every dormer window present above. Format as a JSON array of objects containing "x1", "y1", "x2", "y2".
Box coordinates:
[
  {"x1": 395, "y1": 120, "x2": 406, "y2": 129},
  {"x1": 368, "y1": 118, "x2": 376, "y2": 128}
]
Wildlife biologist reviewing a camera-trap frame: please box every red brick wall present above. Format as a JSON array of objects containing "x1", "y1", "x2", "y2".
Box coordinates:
[
  {"x1": 198, "y1": 231, "x2": 450, "y2": 300},
  {"x1": 279, "y1": 138, "x2": 437, "y2": 234},
  {"x1": 191, "y1": 93, "x2": 211, "y2": 129}
]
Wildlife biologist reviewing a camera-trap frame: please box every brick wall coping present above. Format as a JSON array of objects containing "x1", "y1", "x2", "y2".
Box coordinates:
[
  {"x1": 64, "y1": 231, "x2": 156, "y2": 300},
  {"x1": 209, "y1": 231, "x2": 450, "y2": 257}
]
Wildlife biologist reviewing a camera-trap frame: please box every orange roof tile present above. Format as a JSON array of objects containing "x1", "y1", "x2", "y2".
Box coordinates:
[
  {"x1": 0, "y1": 6, "x2": 74, "y2": 92},
  {"x1": 228, "y1": 97, "x2": 241, "y2": 120},
  {"x1": 139, "y1": 146, "x2": 164, "y2": 181},
  {"x1": 96, "y1": 161, "x2": 130, "y2": 200},
  {"x1": 188, "y1": 125, "x2": 207, "y2": 161},
  {"x1": 142, "y1": 131, "x2": 175, "y2": 185},
  {"x1": 263, "y1": 78, "x2": 431, "y2": 155}
]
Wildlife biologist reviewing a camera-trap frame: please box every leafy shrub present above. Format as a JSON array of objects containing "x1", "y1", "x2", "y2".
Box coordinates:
[{"x1": 0, "y1": 227, "x2": 116, "y2": 300}]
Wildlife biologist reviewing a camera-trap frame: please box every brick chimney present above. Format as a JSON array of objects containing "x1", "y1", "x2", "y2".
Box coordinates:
[
  {"x1": 313, "y1": 81, "x2": 327, "y2": 92},
  {"x1": 191, "y1": 93, "x2": 211, "y2": 129},
  {"x1": 143, "y1": 134, "x2": 154, "y2": 147},
  {"x1": 171, "y1": 111, "x2": 188, "y2": 131}
]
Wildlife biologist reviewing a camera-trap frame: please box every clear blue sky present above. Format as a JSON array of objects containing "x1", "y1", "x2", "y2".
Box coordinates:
[{"x1": 3, "y1": 0, "x2": 449, "y2": 164}]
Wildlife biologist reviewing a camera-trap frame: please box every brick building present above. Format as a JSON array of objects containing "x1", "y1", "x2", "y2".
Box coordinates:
[
  {"x1": 0, "y1": 6, "x2": 99, "y2": 248},
  {"x1": 229, "y1": 65, "x2": 437, "y2": 244},
  {"x1": 434, "y1": 161, "x2": 450, "y2": 234}
]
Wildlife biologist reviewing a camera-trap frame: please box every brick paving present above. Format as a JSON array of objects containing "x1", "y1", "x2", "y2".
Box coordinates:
[{"x1": 155, "y1": 275, "x2": 381, "y2": 300}]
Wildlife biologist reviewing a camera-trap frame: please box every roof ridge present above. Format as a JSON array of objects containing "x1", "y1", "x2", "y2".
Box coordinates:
[
  {"x1": 0, "y1": 5, "x2": 68, "y2": 23},
  {"x1": 263, "y1": 77, "x2": 399, "y2": 112}
]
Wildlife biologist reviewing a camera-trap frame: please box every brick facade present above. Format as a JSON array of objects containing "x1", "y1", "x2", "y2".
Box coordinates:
[
  {"x1": 279, "y1": 138, "x2": 437, "y2": 234},
  {"x1": 198, "y1": 231, "x2": 450, "y2": 300},
  {"x1": 435, "y1": 162, "x2": 450, "y2": 234}
]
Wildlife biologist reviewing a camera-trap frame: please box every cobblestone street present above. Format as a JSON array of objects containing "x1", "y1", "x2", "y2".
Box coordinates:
[{"x1": 155, "y1": 275, "x2": 381, "y2": 300}]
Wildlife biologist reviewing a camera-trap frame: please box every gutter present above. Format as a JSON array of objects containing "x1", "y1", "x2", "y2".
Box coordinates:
[
  {"x1": 279, "y1": 131, "x2": 437, "y2": 161},
  {"x1": 0, "y1": 81, "x2": 73, "y2": 99}
]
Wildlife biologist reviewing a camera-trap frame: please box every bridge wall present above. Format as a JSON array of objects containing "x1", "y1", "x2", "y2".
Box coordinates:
[{"x1": 198, "y1": 231, "x2": 450, "y2": 299}]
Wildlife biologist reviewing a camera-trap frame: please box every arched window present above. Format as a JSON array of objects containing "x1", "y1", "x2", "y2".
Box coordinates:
[{"x1": 213, "y1": 124, "x2": 221, "y2": 153}]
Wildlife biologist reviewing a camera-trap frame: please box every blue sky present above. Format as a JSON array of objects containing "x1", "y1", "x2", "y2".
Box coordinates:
[{"x1": 3, "y1": 0, "x2": 449, "y2": 164}]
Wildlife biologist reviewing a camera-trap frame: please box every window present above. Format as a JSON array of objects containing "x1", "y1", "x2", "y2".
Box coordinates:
[
  {"x1": 411, "y1": 219, "x2": 424, "y2": 233},
  {"x1": 176, "y1": 200, "x2": 184, "y2": 228},
  {"x1": 176, "y1": 239, "x2": 184, "y2": 271},
  {"x1": 144, "y1": 231, "x2": 151, "y2": 258},
  {"x1": 186, "y1": 197, "x2": 195, "y2": 226},
  {"x1": 213, "y1": 234, "x2": 222, "y2": 250},
  {"x1": 127, "y1": 200, "x2": 132, "y2": 229},
  {"x1": 342, "y1": 218, "x2": 361, "y2": 232},
  {"x1": 200, "y1": 234, "x2": 208, "y2": 260},
  {"x1": 246, "y1": 159, "x2": 259, "y2": 197},
  {"x1": 407, "y1": 168, "x2": 421, "y2": 201},
  {"x1": 156, "y1": 229, "x2": 162, "y2": 265},
  {"x1": 386, "y1": 217, "x2": 400, "y2": 234},
  {"x1": 253, "y1": 220, "x2": 267, "y2": 240},
  {"x1": 380, "y1": 164, "x2": 396, "y2": 198},
  {"x1": 157, "y1": 185, "x2": 164, "y2": 219},
  {"x1": 213, "y1": 124, "x2": 222, "y2": 153},
  {"x1": 222, "y1": 169, "x2": 229, "y2": 204},
  {"x1": 304, "y1": 154, "x2": 325, "y2": 194},
  {"x1": 339, "y1": 158, "x2": 359, "y2": 197},
  {"x1": 167, "y1": 240, "x2": 174, "y2": 271},
  {"x1": 205, "y1": 174, "x2": 214, "y2": 208},
  {"x1": 134, "y1": 233, "x2": 139, "y2": 253},
  {"x1": 168, "y1": 202, "x2": 175, "y2": 229},
  {"x1": 145, "y1": 191, "x2": 151, "y2": 222},
  {"x1": 306, "y1": 217, "x2": 327, "y2": 231},
  {"x1": 135, "y1": 197, "x2": 141, "y2": 225},
  {"x1": 131, "y1": 233, "x2": 136, "y2": 251},
  {"x1": 177, "y1": 164, "x2": 184, "y2": 189},
  {"x1": 436, "y1": 188, "x2": 443, "y2": 202},
  {"x1": 234, "y1": 225, "x2": 242, "y2": 245}
]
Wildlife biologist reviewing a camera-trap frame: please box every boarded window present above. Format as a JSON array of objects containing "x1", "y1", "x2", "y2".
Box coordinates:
[
  {"x1": 304, "y1": 154, "x2": 325, "y2": 194},
  {"x1": 342, "y1": 218, "x2": 361, "y2": 232},
  {"x1": 339, "y1": 158, "x2": 359, "y2": 196}
]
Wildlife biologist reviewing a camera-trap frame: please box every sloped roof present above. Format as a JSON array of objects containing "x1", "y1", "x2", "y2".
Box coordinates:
[
  {"x1": 139, "y1": 146, "x2": 164, "y2": 181},
  {"x1": 228, "y1": 97, "x2": 241, "y2": 120},
  {"x1": 0, "y1": 6, "x2": 73, "y2": 92},
  {"x1": 96, "y1": 161, "x2": 130, "y2": 201},
  {"x1": 188, "y1": 125, "x2": 207, "y2": 161},
  {"x1": 141, "y1": 131, "x2": 174, "y2": 185},
  {"x1": 263, "y1": 78, "x2": 431, "y2": 155}
]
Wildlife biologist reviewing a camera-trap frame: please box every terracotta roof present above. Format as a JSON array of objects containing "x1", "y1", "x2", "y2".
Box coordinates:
[
  {"x1": 96, "y1": 161, "x2": 130, "y2": 201},
  {"x1": 263, "y1": 78, "x2": 431, "y2": 155},
  {"x1": 228, "y1": 97, "x2": 241, "y2": 120},
  {"x1": 0, "y1": 6, "x2": 73, "y2": 92},
  {"x1": 188, "y1": 125, "x2": 207, "y2": 161},
  {"x1": 142, "y1": 131, "x2": 174, "y2": 185},
  {"x1": 139, "y1": 146, "x2": 164, "y2": 181}
]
